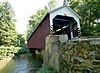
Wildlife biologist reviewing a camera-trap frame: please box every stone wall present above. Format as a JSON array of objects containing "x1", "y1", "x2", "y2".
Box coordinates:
[{"x1": 43, "y1": 35, "x2": 100, "y2": 72}]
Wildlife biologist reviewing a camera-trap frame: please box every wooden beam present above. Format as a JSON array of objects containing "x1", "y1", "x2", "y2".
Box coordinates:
[{"x1": 54, "y1": 18, "x2": 69, "y2": 22}]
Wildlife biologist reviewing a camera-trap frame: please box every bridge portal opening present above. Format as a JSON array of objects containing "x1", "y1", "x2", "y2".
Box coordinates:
[{"x1": 53, "y1": 15, "x2": 78, "y2": 39}]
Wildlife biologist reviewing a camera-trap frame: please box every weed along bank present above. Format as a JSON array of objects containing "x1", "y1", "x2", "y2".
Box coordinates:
[{"x1": 27, "y1": 4, "x2": 81, "y2": 52}]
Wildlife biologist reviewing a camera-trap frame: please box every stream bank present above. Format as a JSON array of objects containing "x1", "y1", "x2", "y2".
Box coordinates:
[{"x1": 0, "y1": 53, "x2": 42, "y2": 73}]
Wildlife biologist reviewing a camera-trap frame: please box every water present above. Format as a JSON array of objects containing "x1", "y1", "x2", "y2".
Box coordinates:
[
  {"x1": 13, "y1": 60, "x2": 34, "y2": 73},
  {"x1": 0, "y1": 53, "x2": 37, "y2": 73}
]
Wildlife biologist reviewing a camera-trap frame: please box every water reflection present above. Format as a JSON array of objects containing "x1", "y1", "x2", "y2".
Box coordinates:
[
  {"x1": 14, "y1": 60, "x2": 32, "y2": 73},
  {"x1": 0, "y1": 54, "x2": 36, "y2": 73}
]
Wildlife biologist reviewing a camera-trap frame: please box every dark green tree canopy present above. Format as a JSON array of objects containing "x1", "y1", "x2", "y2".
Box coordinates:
[{"x1": 70, "y1": 0, "x2": 100, "y2": 36}]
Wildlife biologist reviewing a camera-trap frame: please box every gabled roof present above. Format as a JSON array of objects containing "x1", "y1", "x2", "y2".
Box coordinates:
[
  {"x1": 49, "y1": 5, "x2": 81, "y2": 19},
  {"x1": 28, "y1": 5, "x2": 81, "y2": 41}
]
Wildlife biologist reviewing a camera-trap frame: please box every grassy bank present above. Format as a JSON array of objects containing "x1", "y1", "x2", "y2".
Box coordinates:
[{"x1": 0, "y1": 58, "x2": 16, "y2": 73}]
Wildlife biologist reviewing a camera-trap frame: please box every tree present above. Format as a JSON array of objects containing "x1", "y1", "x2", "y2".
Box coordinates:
[
  {"x1": 27, "y1": 0, "x2": 57, "y2": 37},
  {"x1": 78, "y1": 0, "x2": 100, "y2": 36},
  {"x1": 27, "y1": 7, "x2": 48, "y2": 37},
  {"x1": 48, "y1": 0, "x2": 57, "y2": 11},
  {"x1": 70, "y1": 0, "x2": 100, "y2": 36},
  {"x1": 0, "y1": 2, "x2": 18, "y2": 46},
  {"x1": 17, "y1": 32, "x2": 27, "y2": 47}
]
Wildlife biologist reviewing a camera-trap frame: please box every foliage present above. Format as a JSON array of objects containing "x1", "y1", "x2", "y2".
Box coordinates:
[
  {"x1": 17, "y1": 47, "x2": 30, "y2": 55},
  {"x1": 48, "y1": 0, "x2": 57, "y2": 11},
  {"x1": 27, "y1": 7, "x2": 48, "y2": 37},
  {"x1": 27, "y1": 0, "x2": 57, "y2": 38},
  {"x1": 0, "y1": 46, "x2": 21, "y2": 59},
  {"x1": 0, "y1": 1, "x2": 18, "y2": 46},
  {"x1": 70, "y1": 0, "x2": 100, "y2": 36},
  {"x1": 22, "y1": 32, "x2": 27, "y2": 44},
  {"x1": 36, "y1": 66, "x2": 58, "y2": 73},
  {"x1": 17, "y1": 33, "x2": 27, "y2": 47}
]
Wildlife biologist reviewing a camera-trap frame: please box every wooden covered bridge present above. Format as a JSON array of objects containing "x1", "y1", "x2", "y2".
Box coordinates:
[{"x1": 27, "y1": 5, "x2": 81, "y2": 52}]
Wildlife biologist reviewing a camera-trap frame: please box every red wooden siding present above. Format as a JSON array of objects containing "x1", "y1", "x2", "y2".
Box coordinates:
[{"x1": 28, "y1": 15, "x2": 50, "y2": 49}]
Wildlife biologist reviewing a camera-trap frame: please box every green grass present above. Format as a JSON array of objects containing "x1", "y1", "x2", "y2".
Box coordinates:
[
  {"x1": 36, "y1": 66, "x2": 58, "y2": 73},
  {"x1": 0, "y1": 58, "x2": 16, "y2": 73}
]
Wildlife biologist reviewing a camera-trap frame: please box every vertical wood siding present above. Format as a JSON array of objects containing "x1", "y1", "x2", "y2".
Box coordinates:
[{"x1": 28, "y1": 16, "x2": 50, "y2": 49}]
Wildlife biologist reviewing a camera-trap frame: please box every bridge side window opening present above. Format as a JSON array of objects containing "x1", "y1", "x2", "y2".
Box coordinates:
[{"x1": 72, "y1": 22, "x2": 78, "y2": 37}]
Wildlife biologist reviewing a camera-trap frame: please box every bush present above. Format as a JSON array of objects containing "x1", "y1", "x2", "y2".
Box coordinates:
[
  {"x1": 36, "y1": 66, "x2": 58, "y2": 73},
  {"x1": 17, "y1": 47, "x2": 30, "y2": 55},
  {"x1": 0, "y1": 46, "x2": 21, "y2": 59}
]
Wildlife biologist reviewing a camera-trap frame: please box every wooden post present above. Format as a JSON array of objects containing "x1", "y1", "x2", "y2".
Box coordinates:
[{"x1": 70, "y1": 22, "x2": 73, "y2": 39}]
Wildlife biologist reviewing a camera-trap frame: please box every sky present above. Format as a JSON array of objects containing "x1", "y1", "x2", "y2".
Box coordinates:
[{"x1": 0, "y1": 0, "x2": 63, "y2": 34}]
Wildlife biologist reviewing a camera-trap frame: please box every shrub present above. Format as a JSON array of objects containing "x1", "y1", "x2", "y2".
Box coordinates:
[
  {"x1": 0, "y1": 46, "x2": 21, "y2": 59},
  {"x1": 36, "y1": 66, "x2": 58, "y2": 73}
]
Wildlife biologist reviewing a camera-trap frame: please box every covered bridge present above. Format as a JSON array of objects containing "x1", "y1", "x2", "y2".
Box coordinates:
[{"x1": 27, "y1": 5, "x2": 81, "y2": 51}]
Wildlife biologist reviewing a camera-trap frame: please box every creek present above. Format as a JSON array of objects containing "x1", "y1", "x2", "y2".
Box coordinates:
[{"x1": 0, "y1": 53, "x2": 39, "y2": 73}]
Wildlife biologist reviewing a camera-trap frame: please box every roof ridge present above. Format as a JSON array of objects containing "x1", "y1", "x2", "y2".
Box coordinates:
[{"x1": 49, "y1": 5, "x2": 81, "y2": 19}]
